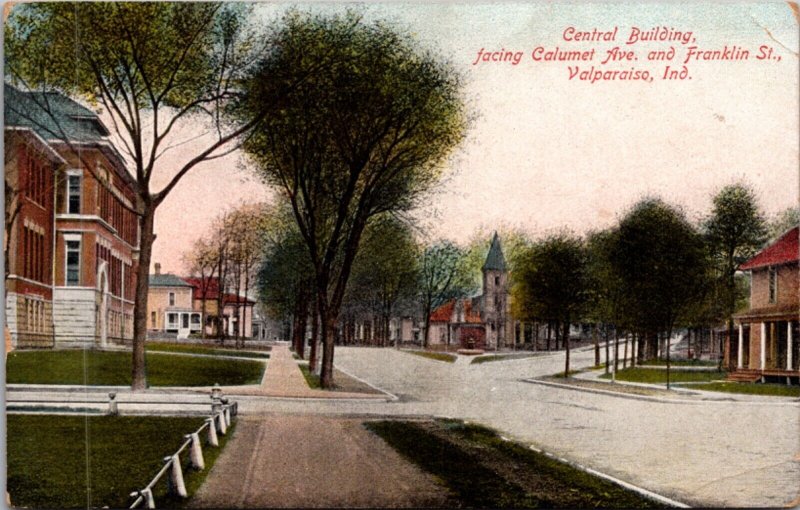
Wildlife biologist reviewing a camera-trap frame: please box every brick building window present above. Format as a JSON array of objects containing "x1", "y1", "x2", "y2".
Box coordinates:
[
  {"x1": 67, "y1": 174, "x2": 81, "y2": 214},
  {"x1": 768, "y1": 266, "x2": 777, "y2": 304},
  {"x1": 66, "y1": 238, "x2": 81, "y2": 286}
]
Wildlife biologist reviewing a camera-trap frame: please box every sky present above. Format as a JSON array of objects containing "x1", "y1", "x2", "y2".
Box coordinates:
[{"x1": 149, "y1": 2, "x2": 799, "y2": 274}]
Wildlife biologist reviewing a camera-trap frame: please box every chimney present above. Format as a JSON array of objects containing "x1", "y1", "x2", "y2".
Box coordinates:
[{"x1": 154, "y1": 263, "x2": 161, "y2": 275}]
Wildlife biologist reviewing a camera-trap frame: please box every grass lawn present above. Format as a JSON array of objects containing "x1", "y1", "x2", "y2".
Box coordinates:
[
  {"x1": 639, "y1": 359, "x2": 718, "y2": 367},
  {"x1": 683, "y1": 381, "x2": 800, "y2": 397},
  {"x1": 298, "y1": 363, "x2": 382, "y2": 394},
  {"x1": 404, "y1": 350, "x2": 457, "y2": 363},
  {"x1": 7, "y1": 350, "x2": 265, "y2": 386},
  {"x1": 7, "y1": 414, "x2": 235, "y2": 509},
  {"x1": 146, "y1": 342, "x2": 269, "y2": 359},
  {"x1": 365, "y1": 419, "x2": 663, "y2": 508},
  {"x1": 299, "y1": 363, "x2": 321, "y2": 389},
  {"x1": 471, "y1": 353, "x2": 540, "y2": 364},
  {"x1": 599, "y1": 367, "x2": 726, "y2": 384}
]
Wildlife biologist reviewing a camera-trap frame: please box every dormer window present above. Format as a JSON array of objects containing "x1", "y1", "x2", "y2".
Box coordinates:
[{"x1": 768, "y1": 266, "x2": 777, "y2": 304}]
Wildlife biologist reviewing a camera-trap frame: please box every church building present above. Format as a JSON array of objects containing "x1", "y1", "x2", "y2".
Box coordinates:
[{"x1": 427, "y1": 233, "x2": 515, "y2": 350}]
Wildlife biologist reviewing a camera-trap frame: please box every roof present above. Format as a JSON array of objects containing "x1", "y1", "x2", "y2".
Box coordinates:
[
  {"x1": 184, "y1": 277, "x2": 255, "y2": 305},
  {"x1": 5, "y1": 83, "x2": 110, "y2": 142},
  {"x1": 149, "y1": 274, "x2": 193, "y2": 288},
  {"x1": 430, "y1": 298, "x2": 483, "y2": 324},
  {"x1": 739, "y1": 227, "x2": 799, "y2": 271},
  {"x1": 482, "y1": 232, "x2": 507, "y2": 272}
]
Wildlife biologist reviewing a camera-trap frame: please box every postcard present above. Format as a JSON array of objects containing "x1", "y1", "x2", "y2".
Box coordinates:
[{"x1": 3, "y1": 2, "x2": 799, "y2": 509}]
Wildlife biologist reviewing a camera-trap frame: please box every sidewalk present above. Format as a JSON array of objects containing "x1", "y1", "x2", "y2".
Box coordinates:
[{"x1": 224, "y1": 344, "x2": 390, "y2": 400}]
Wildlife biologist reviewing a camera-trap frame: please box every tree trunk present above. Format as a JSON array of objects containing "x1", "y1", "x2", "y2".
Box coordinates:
[
  {"x1": 623, "y1": 334, "x2": 629, "y2": 369},
  {"x1": 546, "y1": 322, "x2": 551, "y2": 351},
  {"x1": 604, "y1": 325, "x2": 610, "y2": 374},
  {"x1": 319, "y1": 313, "x2": 336, "y2": 389},
  {"x1": 614, "y1": 331, "x2": 620, "y2": 373},
  {"x1": 593, "y1": 323, "x2": 599, "y2": 366},
  {"x1": 423, "y1": 304, "x2": 432, "y2": 349},
  {"x1": 563, "y1": 321, "x2": 570, "y2": 378},
  {"x1": 131, "y1": 204, "x2": 156, "y2": 391},
  {"x1": 309, "y1": 308, "x2": 319, "y2": 374}
]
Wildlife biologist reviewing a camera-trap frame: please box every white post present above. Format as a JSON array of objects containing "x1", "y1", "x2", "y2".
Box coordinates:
[
  {"x1": 737, "y1": 324, "x2": 743, "y2": 369},
  {"x1": 217, "y1": 411, "x2": 227, "y2": 435},
  {"x1": 760, "y1": 322, "x2": 766, "y2": 370},
  {"x1": 206, "y1": 418, "x2": 219, "y2": 447},
  {"x1": 224, "y1": 407, "x2": 231, "y2": 427},
  {"x1": 787, "y1": 321, "x2": 793, "y2": 370},
  {"x1": 140, "y1": 488, "x2": 156, "y2": 509},
  {"x1": 187, "y1": 433, "x2": 205, "y2": 470},
  {"x1": 167, "y1": 455, "x2": 187, "y2": 498}
]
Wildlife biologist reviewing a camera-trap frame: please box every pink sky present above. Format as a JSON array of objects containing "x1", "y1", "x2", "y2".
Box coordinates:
[{"x1": 148, "y1": 3, "x2": 799, "y2": 275}]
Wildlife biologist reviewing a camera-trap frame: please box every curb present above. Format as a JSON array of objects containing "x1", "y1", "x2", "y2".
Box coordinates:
[
  {"x1": 333, "y1": 365, "x2": 399, "y2": 401},
  {"x1": 524, "y1": 443, "x2": 691, "y2": 508},
  {"x1": 524, "y1": 378, "x2": 800, "y2": 406}
]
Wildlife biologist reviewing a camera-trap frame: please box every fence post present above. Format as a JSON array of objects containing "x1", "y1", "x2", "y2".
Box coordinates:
[
  {"x1": 206, "y1": 417, "x2": 219, "y2": 447},
  {"x1": 166, "y1": 454, "x2": 187, "y2": 498},
  {"x1": 223, "y1": 406, "x2": 231, "y2": 427},
  {"x1": 138, "y1": 488, "x2": 155, "y2": 509},
  {"x1": 217, "y1": 411, "x2": 227, "y2": 435},
  {"x1": 187, "y1": 433, "x2": 205, "y2": 470},
  {"x1": 107, "y1": 392, "x2": 118, "y2": 416},
  {"x1": 211, "y1": 383, "x2": 222, "y2": 414}
]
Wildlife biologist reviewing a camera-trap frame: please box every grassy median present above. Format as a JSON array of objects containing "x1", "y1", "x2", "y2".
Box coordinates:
[
  {"x1": 7, "y1": 414, "x2": 235, "y2": 509},
  {"x1": 404, "y1": 350, "x2": 457, "y2": 363},
  {"x1": 366, "y1": 419, "x2": 664, "y2": 508},
  {"x1": 599, "y1": 367, "x2": 725, "y2": 384},
  {"x1": 6, "y1": 350, "x2": 265, "y2": 386},
  {"x1": 683, "y1": 381, "x2": 800, "y2": 397}
]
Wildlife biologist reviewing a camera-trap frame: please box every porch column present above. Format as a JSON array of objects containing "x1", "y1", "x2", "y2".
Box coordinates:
[
  {"x1": 737, "y1": 324, "x2": 743, "y2": 369},
  {"x1": 760, "y1": 322, "x2": 766, "y2": 370},
  {"x1": 787, "y1": 321, "x2": 793, "y2": 371}
]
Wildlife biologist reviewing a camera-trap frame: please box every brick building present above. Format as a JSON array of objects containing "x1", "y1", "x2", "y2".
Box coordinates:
[
  {"x1": 5, "y1": 83, "x2": 139, "y2": 348},
  {"x1": 731, "y1": 227, "x2": 800, "y2": 383}
]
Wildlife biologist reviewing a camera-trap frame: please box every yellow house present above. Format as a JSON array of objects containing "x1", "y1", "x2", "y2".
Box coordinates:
[{"x1": 147, "y1": 264, "x2": 200, "y2": 338}]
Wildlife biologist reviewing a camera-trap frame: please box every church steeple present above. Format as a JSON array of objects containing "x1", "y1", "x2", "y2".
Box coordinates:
[{"x1": 482, "y1": 231, "x2": 506, "y2": 272}]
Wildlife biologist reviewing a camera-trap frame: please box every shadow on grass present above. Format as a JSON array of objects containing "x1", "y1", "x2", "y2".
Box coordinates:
[{"x1": 365, "y1": 419, "x2": 665, "y2": 508}]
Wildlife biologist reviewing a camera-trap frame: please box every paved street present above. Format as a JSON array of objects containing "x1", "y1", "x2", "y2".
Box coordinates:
[{"x1": 231, "y1": 346, "x2": 799, "y2": 508}]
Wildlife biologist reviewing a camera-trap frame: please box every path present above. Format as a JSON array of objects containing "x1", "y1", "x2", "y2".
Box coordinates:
[
  {"x1": 224, "y1": 344, "x2": 388, "y2": 400},
  {"x1": 189, "y1": 415, "x2": 450, "y2": 508}
]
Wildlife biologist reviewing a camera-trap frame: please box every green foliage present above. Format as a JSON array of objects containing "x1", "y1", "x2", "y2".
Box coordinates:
[
  {"x1": 766, "y1": 206, "x2": 799, "y2": 242},
  {"x1": 512, "y1": 232, "x2": 589, "y2": 325},
  {"x1": 343, "y1": 215, "x2": 421, "y2": 322},
  {"x1": 609, "y1": 198, "x2": 709, "y2": 337},
  {"x1": 703, "y1": 184, "x2": 767, "y2": 328},
  {"x1": 7, "y1": 415, "x2": 235, "y2": 508},
  {"x1": 6, "y1": 350, "x2": 264, "y2": 386}
]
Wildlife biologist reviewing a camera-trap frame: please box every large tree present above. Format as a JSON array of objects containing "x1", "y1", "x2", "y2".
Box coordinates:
[
  {"x1": 418, "y1": 241, "x2": 474, "y2": 348},
  {"x1": 704, "y1": 184, "x2": 767, "y2": 370},
  {"x1": 343, "y1": 216, "x2": 420, "y2": 347},
  {"x1": 514, "y1": 233, "x2": 589, "y2": 377},
  {"x1": 610, "y1": 198, "x2": 709, "y2": 387},
  {"x1": 239, "y1": 12, "x2": 466, "y2": 388},
  {"x1": 5, "y1": 3, "x2": 270, "y2": 389}
]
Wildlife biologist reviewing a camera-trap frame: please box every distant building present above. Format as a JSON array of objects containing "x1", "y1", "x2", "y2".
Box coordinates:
[
  {"x1": 184, "y1": 276, "x2": 256, "y2": 339},
  {"x1": 731, "y1": 227, "x2": 799, "y2": 382},
  {"x1": 5, "y1": 83, "x2": 139, "y2": 348},
  {"x1": 427, "y1": 232, "x2": 515, "y2": 349},
  {"x1": 147, "y1": 264, "x2": 200, "y2": 339}
]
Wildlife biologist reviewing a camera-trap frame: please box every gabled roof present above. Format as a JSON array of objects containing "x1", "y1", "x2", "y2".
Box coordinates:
[
  {"x1": 5, "y1": 83, "x2": 110, "y2": 142},
  {"x1": 184, "y1": 277, "x2": 255, "y2": 305},
  {"x1": 482, "y1": 231, "x2": 506, "y2": 272},
  {"x1": 430, "y1": 298, "x2": 483, "y2": 324},
  {"x1": 739, "y1": 227, "x2": 799, "y2": 271},
  {"x1": 149, "y1": 274, "x2": 193, "y2": 288}
]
